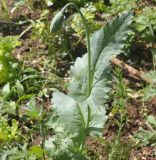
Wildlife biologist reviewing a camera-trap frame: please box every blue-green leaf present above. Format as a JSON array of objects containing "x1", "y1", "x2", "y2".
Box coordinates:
[{"x1": 69, "y1": 13, "x2": 133, "y2": 105}]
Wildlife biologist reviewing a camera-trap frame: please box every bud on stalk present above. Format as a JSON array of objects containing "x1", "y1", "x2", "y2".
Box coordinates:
[{"x1": 50, "y1": 11, "x2": 64, "y2": 33}]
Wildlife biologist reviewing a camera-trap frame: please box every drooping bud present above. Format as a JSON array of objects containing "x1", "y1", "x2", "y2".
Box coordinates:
[{"x1": 50, "y1": 11, "x2": 64, "y2": 33}]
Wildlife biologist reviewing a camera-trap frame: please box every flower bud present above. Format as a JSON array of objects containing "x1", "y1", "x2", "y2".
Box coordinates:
[{"x1": 50, "y1": 11, "x2": 64, "y2": 33}]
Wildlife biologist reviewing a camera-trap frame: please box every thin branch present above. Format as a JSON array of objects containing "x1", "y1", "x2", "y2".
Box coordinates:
[{"x1": 111, "y1": 57, "x2": 154, "y2": 84}]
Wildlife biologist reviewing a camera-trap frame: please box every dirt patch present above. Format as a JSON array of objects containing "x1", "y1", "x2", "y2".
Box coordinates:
[{"x1": 86, "y1": 98, "x2": 156, "y2": 159}]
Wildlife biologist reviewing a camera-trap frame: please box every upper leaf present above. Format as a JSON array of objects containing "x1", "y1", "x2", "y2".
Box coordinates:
[{"x1": 68, "y1": 13, "x2": 133, "y2": 105}]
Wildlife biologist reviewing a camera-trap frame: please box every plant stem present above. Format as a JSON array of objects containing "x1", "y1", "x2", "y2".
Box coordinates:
[
  {"x1": 148, "y1": 23, "x2": 156, "y2": 70},
  {"x1": 61, "y1": 3, "x2": 92, "y2": 96}
]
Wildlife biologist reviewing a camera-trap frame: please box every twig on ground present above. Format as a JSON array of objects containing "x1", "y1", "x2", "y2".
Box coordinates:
[{"x1": 111, "y1": 57, "x2": 154, "y2": 84}]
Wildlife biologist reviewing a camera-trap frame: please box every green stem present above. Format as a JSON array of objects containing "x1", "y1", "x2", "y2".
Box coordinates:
[
  {"x1": 148, "y1": 23, "x2": 156, "y2": 70},
  {"x1": 61, "y1": 3, "x2": 92, "y2": 96}
]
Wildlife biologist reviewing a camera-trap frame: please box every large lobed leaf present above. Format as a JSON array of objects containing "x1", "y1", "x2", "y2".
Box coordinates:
[
  {"x1": 52, "y1": 92, "x2": 107, "y2": 138},
  {"x1": 52, "y1": 13, "x2": 133, "y2": 141}
]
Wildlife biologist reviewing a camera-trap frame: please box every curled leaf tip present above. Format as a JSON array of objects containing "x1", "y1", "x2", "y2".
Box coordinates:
[{"x1": 50, "y1": 11, "x2": 64, "y2": 33}]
